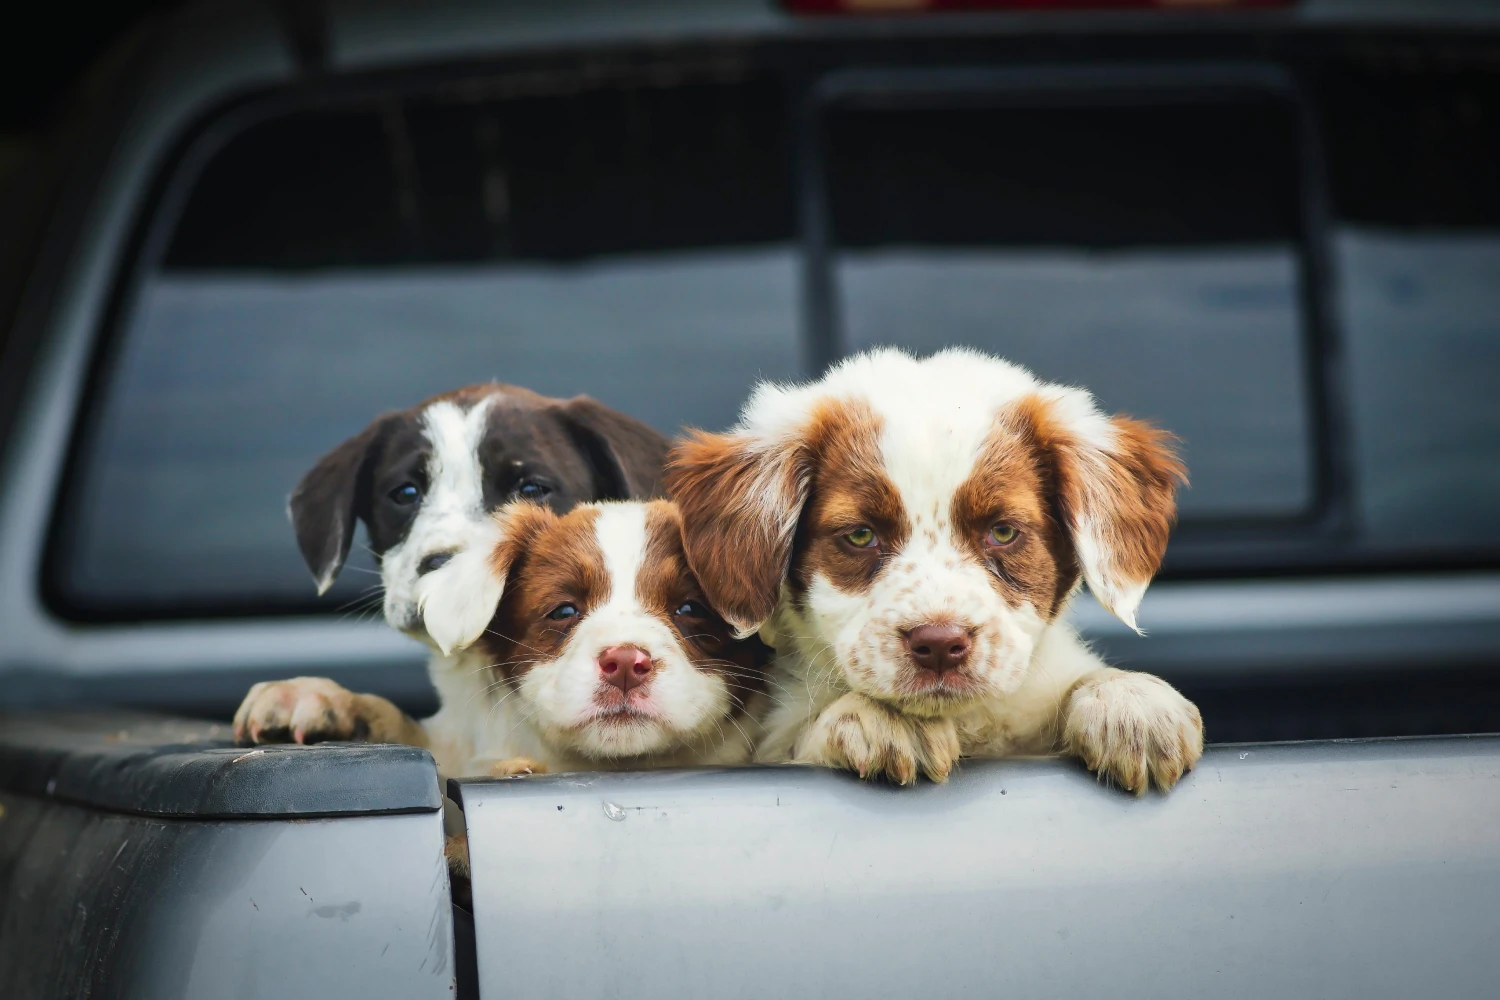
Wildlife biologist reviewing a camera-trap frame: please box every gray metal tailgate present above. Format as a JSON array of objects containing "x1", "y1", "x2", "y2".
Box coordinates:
[{"x1": 453, "y1": 736, "x2": 1500, "y2": 999}]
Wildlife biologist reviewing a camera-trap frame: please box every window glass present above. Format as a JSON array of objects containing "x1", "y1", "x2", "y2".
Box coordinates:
[
  {"x1": 56, "y1": 79, "x2": 799, "y2": 615},
  {"x1": 1338, "y1": 231, "x2": 1500, "y2": 547},
  {"x1": 826, "y1": 101, "x2": 1313, "y2": 521},
  {"x1": 1323, "y1": 66, "x2": 1500, "y2": 555}
]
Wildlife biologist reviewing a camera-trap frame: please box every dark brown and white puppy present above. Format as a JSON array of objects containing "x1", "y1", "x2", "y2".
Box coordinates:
[
  {"x1": 234, "y1": 385, "x2": 668, "y2": 775},
  {"x1": 413, "y1": 500, "x2": 769, "y2": 772},
  {"x1": 666, "y1": 347, "x2": 1203, "y2": 793}
]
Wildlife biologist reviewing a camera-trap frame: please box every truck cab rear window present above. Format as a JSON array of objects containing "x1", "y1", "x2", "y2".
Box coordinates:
[
  {"x1": 52, "y1": 78, "x2": 799, "y2": 617},
  {"x1": 823, "y1": 99, "x2": 1313, "y2": 522}
]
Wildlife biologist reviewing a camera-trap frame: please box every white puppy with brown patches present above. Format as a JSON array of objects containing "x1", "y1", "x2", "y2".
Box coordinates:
[
  {"x1": 412, "y1": 499, "x2": 770, "y2": 775},
  {"x1": 666, "y1": 347, "x2": 1203, "y2": 794}
]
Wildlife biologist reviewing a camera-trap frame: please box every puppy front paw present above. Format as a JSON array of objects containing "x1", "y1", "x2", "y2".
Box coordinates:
[
  {"x1": 796, "y1": 692, "x2": 959, "y2": 785},
  {"x1": 1062, "y1": 669, "x2": 1204, "y2": 794},
  {"x1": 233, "y1": 676, "x2": 374, "y2": 746},
  {"x1": 488, "y1": 756, "x2": 547, "y2": 777}
]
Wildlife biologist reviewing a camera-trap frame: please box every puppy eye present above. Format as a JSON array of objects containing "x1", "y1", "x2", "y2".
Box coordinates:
[
  {"x1": 674, "y1": 600, "x2": 709, "y2": 619},
  {"x1": 388, "y1": 483, "x2": 421, "y2": 506},
  {"x1": 518, "y1": 481, "x2": 551, "y2": 500},
  {"x1": 546, "y1": 603, "x2": 579, "y2": 621},
  {"x1": 988, "y1": 523, "x2": 1019, "y2": 546},
  {"x1": 843, "y1": 527, "x2": 878, "y2": 549}
]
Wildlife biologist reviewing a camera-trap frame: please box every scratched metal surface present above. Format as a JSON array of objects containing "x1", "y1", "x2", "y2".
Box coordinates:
[
  {"x1": 0, "y1": 793, "x2": 454, "y2": 999},
  {"x1": 456, "y1": 736, "x2": 1500, "y2": 999}
]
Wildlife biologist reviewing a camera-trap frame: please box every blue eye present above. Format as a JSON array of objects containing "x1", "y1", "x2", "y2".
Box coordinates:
[
  {"x1": 547, "y1": 603, "x2": 579, "y2": 621},
  {"x1": 518, "y1": 481, "x2": 551, "y2": 500},
  {"x1": 388, "y1": 483, "x2": 420, "y2": 506}
]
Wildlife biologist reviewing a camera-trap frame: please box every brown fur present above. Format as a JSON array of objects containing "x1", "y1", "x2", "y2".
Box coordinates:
[
  {"x1": 637, "y1": 503, "x2": 768, "y2": 712},
  {"x1": 791, "y1": 401, "x2": 909, "y2": 597},
  {"x1": 667, "y1": 399, "x2": 900, "y2": 630},
  {"x1": 951, "y1": 419, "x2": 1078, "y2": 621},
  {"x1": 1012, "y1": 397, "x2": 1186, "y2": 596},
  {"x1": 481, "y1": 505, "x2": 607, "y2": 680}
]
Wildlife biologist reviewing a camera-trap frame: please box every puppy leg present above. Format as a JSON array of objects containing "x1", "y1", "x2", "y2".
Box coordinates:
[
  {"x1": 233, "y1": 676, "x2": 427, "y2": 747},
  {"x1": 795, "y1": 692, "x2": 960, "y2": 785},
  {"x1": 1060, "y1": 668, "x2": 1204, "y2": 794},
  {"x1": 444, "y1": 833, "x2": 471, "y2": 880}
]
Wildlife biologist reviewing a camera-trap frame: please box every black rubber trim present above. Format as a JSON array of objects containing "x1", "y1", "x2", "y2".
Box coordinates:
[{"x1": 0, "y1": 710, "x2": 441, "y2": 818}]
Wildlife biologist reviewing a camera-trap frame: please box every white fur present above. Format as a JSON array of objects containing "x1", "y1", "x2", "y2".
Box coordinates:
[
  {"x1": 415, "y1": 515, "x2": 505, "y2": 656},
  {"x1": 382, "y1": 398, "x2": 496, "y2": 632},
  {"x1": 742, "y1": 348, "x2": 1163, "y2": 767},
  {"x1": 422, "y1": 502, "x2": 761, "y2": 774}
]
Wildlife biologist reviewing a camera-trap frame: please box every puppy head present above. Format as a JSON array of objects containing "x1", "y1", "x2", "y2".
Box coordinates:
[
  {"x1": 666, "y1": 348, "x2": 1184, "y2": 716},
  {"x1": 417, "y1": 500, "x2": 767, "y2": 761},
  {"x1": 287, "y1": 385, "x2": 667, "y2": 634}
]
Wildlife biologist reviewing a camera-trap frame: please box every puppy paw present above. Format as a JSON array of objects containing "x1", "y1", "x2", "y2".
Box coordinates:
[
  {"x1": 912, "y1": 714, "x2": 961, "y2": 783},
  {"x1": 233, "y1": 676, "x2": 374, "y2": 746},
  {"x1": 796, "y1": 692, "x2": 959, "y2": 785},
  {"x1": 488, "y1": 756, "x2": 547, "y2": 778},
  {"x1": 1062, "y1": 669, "x2": 1204, "y2": 794}
]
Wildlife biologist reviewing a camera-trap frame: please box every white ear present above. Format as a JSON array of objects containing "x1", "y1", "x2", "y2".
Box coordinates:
[{"x1": 416, "y1": 523, "x2": 506, "y2": 656}]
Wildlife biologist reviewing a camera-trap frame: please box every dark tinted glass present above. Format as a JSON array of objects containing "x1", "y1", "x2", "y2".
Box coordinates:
[
  {"x1": 824, "y1": 99, "x2": 1314, "y2": 521},
  {"x1": 55, "y1": 79, "x2": 799, "y2": 616}
]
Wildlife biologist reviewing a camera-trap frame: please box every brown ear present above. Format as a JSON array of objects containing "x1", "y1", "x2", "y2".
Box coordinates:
[
  {"x1": 417, "y1": 502, "x2": 553, "y2": 655},
  {"x1": 1022, "y1": 395, "x2": 1186, "y2": 632},
  {"x1": 288, "y1": 415, "x2": 395, "y2": 595},
  {"x1": 665, "y1": 430, "x2": 810, "y2": 636},
  {"x1": 558, "y1": 396, "x2": 670, "y2": 500}
]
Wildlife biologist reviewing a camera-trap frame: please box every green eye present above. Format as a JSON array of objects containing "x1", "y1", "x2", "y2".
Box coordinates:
[
  {"x1": 988, "y1": 524, "x2": 1018, "y2": 546},
  {"x1": 844, "y1": 527, "x2": 878, "y2": 549}
]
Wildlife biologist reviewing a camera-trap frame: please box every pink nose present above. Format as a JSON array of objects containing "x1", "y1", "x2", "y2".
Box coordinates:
[
  {"x1": 598, "y1": 645, "x2": 654, "y2": 693},
  {"x1": 904, "y1": 624, "x2": 971, "y2": 675}
]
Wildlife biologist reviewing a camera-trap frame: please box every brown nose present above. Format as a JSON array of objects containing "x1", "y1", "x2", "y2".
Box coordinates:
[
  {"x1": 598, "y1": 645, "x2": 654, "y2": 693},
  {"x1": 904, "y1": 624, "x2": 971, "y2": 674}
]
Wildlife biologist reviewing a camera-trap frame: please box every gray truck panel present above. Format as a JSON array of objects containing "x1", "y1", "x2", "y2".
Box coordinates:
[
  {"x1": 0, "y1": 793, "x2": 454, "y2": 999},
  {"x1": 455, "y1": 736, "x2": 1500, "y2": 999}
]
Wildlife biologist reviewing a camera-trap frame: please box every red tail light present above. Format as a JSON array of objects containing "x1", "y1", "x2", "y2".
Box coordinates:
[{"x1": 783, "y1": 0, "x2": 1293, "y2": 12}]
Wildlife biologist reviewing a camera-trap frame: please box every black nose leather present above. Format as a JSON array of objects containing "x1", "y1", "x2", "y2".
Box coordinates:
[{"x1": 417, "y1": 551, "x2": 454, "y2": 575}]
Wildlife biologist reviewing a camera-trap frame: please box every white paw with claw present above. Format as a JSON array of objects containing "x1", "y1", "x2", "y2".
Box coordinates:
[
  {"x1": 1062, "y1": 669, "x2": 1204, "y2": 794},
  {"x1": 796, "y1": 691, "x2": 961, "y2": 785}
]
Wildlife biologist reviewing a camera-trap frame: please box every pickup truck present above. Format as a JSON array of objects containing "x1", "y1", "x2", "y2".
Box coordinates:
[{"x1": 1, "y1": 1, "x2": 1498, "y2": 997}]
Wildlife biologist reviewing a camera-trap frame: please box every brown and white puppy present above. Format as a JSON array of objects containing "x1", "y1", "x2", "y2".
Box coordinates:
[
  {"x1": 234, "y1": 385, "x2": 668, "y2": 776},
  {"x1": 666, "y1": 347, "x2": 1203, "y2": 793},
  {"x1": 411, "y1": 500, "x2": 770, "y2": 773}
]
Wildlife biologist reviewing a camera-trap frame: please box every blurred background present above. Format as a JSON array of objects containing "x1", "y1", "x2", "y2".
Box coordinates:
[{"x1": 2, "y1": 0, "x2": 1498, "y2": 742}]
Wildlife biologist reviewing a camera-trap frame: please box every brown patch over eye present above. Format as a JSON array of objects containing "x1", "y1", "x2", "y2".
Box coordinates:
[
  {"x1": 483, "y1": 506, "x2": 608, "y2": 681},
  {"x1": 793, "y1": 400, "x2": 909, "y2": 596},
  {"x1": 951, "y1": 418, "x2": 1076, "y2": 621},
  {"x1": 638, "y1": 501, "x2": 769, "y2": 711}
]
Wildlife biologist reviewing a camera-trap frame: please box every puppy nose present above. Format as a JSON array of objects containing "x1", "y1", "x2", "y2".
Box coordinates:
[
  {"x1": 417, "y1": 551, "x2": 454, "y2": 575},
  {"x1": 904, "y1": 624, "x2": 971, "y2": 674},
  {"x1": 598, "y1": 645, "x2": 654, "y2": 693}
]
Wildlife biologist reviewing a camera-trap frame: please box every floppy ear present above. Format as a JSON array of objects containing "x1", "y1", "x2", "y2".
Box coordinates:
[
  {"x1": 1023, "y1": 393, "x2": 1186, "y2": 633},
  {"x1": 288, "y1": 416, "x2": 393, "y2": 595},
  {"x1": 417, "y1": 503, "x2": 553, "y2": 656},
  {"x1": 559, "y1": 396, "x2": 669, "y2": 500},
  {"x1": 665, "y1": 430, "x2": 810, "y2": 637}
]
